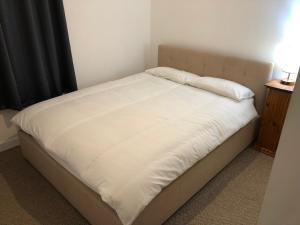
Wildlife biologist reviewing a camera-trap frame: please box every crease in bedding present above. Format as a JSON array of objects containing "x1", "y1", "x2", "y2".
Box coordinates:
[{"x1": 12, "y1": 72, "x2": 258, "y2": 225}]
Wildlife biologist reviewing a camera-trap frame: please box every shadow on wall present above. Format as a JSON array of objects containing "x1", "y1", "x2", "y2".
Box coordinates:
[
  {"x1": 1, "y1": 110, "x2": 17, "y2": 128},
  {"x1": 0, "y1": 110, "x2": 19, "y2": 151}
]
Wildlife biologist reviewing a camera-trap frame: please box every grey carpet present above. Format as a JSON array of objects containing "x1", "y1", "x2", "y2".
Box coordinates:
[{"x1": 0, "y1": 147, "x2": 273, "y2": 225}]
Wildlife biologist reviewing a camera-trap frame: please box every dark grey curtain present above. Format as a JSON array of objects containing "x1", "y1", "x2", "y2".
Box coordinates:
[{"x1": 0, "y1": 0, "x2": 77, "y2": 110}]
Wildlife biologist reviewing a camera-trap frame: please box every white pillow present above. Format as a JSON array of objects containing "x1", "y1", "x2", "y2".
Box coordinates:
[
  {"x1": 145, "y1": 67, "x2": 200, "y2": 84},
  {"x1": 188, "y1": 76, "x2": 254, "y2": 101}
]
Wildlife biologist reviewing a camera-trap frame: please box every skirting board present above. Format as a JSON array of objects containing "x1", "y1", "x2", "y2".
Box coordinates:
[{"x1": 0, "y1": 136, "x2": 19, "y2": 152}]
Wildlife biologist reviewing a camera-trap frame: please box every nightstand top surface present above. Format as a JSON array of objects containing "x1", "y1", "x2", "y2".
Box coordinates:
[{"x1": 265, "y1": 80, "x2": 294, "y2": 93}]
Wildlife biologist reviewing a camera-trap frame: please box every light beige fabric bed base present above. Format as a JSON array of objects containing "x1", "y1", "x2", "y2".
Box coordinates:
[
  {"x1": 18, "y1": 45, "x2": 272, "y2": 225},
  {"x1": 19, "y1": 119, "x2": 258, "y2": 225}
]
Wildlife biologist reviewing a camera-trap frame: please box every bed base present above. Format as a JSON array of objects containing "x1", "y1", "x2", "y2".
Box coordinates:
[{"x1": 19, "y1": 119, "x2": 258, "y2": 225}]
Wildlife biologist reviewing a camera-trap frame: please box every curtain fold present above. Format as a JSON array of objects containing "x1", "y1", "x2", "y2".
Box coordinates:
[{"x1": 0, "y1": 0, "x2": 77, "y2": 110}]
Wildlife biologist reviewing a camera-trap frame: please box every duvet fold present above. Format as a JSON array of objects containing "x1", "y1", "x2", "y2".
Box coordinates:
[{"x1": 12, "y1": 73, "x2": 258, "y2": 225}]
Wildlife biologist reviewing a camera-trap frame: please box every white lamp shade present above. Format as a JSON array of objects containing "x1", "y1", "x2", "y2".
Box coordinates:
[
  {"x1": 274, "y1": 3, "x2": 300, "y2": 76},
  {"x1": 274, "y1": 42, "x2": 300, "y2": 74}
]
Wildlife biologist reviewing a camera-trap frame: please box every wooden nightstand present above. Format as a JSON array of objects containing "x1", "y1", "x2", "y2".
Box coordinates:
[{"x1": 256, "y1": 80, "x2": 294, "y2": 157}]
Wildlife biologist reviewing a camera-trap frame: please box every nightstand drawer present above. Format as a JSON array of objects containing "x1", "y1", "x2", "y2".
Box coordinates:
[
  {"x1": 256, "y1": 81, "x2": 293, "y2": 157},
  {"x1": 263, "y1": 89, "x2": 290, "y2": 129}
]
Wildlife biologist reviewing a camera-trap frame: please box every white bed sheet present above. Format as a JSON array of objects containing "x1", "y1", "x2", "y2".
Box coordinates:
[{"x1": 12, "y1": 72, "x2": 258, "y2": 225}]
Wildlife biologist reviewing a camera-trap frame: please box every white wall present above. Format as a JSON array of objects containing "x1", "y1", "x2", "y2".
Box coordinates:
[
  {"x1": 0, "y1": 110, "x2": 18, "y2": 152},
  {"x1": 0, "y1": 0, "x2": 151, "y2": 150},
  {"x1": 63, "y1": 0, "x2": 151, "y2": 89},
  {"x1": 258, "y1": 71, "x2": 300, "y2": 225},
  {"x1": 149, "y1": 0, "x2": 298, "y2": 76},
  {"x1": 1, "y1": 0, "x2": 298, "y2": 150}
]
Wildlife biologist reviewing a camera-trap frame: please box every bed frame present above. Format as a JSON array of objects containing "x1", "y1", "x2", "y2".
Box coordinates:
[{"x1": 19, "y1": 45, "x2": 273, "y2": 225}]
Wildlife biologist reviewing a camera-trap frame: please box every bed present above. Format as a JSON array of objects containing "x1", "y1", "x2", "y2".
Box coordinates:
[{"x1": 15, "y1": 45, "x2": 273, "y2": 225}]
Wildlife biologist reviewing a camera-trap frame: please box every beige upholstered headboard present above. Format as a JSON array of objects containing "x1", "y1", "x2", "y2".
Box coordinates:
[{"x1": 158, "y1": 45, "x2": 273, "y2": 114}]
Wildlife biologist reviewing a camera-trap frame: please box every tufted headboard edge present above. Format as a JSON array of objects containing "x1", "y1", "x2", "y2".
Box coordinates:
[{"x1": 158, "y1": 45, "x2": 274, "y2": 114}]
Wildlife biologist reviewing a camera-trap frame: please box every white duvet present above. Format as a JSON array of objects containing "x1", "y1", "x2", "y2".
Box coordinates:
[{"x1": 12, "y1": 72, "x2": 258, "y2": 225}]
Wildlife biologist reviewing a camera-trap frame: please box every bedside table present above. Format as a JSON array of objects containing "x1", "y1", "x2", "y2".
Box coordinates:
[{"x1": 256, "y1": 80, "x2": 294, "y2": 157}]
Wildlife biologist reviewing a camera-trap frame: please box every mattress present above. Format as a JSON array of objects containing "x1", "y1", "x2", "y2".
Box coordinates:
[{"x1": 12, "y1": 72, "x2": 258, "y2": 225}]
